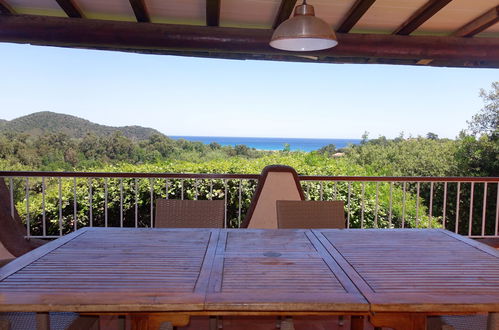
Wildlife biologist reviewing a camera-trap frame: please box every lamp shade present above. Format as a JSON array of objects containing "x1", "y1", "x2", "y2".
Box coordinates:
[{"x1": 270, "y1": 2, "x2": 338, "y2": 51}]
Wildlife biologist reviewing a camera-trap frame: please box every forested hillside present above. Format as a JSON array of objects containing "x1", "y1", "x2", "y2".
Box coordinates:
[{"x1": 0, "y1": 111, "x2": 163, "y2": 140}]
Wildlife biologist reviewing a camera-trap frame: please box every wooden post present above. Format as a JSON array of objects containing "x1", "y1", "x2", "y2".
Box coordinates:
[
  {"x1": 0, "y1": 319, "x2": 10, "y2": 330},
  {"x1": 488, "y1": 313, "x2": 499, "y2": 330},
  {"x1": 351, "y1": 316, "x2": 364, "y2": 330},
  {"x1": 130, "y1": 314, "x2": 190, "y2": 330},
  {"x1": 36, "y1": 313, "x2": 50, "y2": 330},
  {"x1": 369, "y1": 313, "x2": 427, "y2": 330}
]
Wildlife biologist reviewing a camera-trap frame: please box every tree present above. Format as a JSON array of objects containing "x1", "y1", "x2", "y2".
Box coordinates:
[
  {"x1": 235, "y1": 144, "x2": 250, "y2": 155},
  {"x1": 426, "y1": 132, "x2": 439, "y2": 140},
  {"x1": 467, "y1": 82, "x2": 498, "y2": 137},
  {"x1": 361, "y1": 131, "x2": 369, "y2": 144},
  {"x1": 317, "y1": 144, "x2": 336, "y2": 157},
  {"x1": 456, "y1": 82, "x2": 499, "y2": 177},
  {"x1": 209, "y1": 142, "x2": 221, "y2": 150}
]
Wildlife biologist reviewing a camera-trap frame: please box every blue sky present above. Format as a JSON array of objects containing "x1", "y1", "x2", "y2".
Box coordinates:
[{"x1": 0, "y1": 43, "x2": 497, "y2": 139}]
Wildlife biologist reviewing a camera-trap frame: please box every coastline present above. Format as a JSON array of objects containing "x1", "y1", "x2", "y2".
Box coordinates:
[{"x1": 170, "y1": 136, "x2": 361, "y2": 152}]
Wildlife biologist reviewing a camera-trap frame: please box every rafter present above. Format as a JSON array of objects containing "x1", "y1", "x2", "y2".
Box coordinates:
[
  {"x1": 0, "y1": 14, "x2": 497, "y2": 68},
  {"x1": 0, "y1": 0, "x2": 14, "y2": 14},
  {"x1": 453, "y1": 6, "x2": 499, "y2": 37},
  {"x1": 272, "y1": 0, "x2": 297, "y2": 30},
  {"x1": 55, "y1": 0, "x2": 82, "y2": 18},
  {"x1": 393, "y1": 0, "x2": 452, "y2": 35},
  {"x1": 336, "y1": 0, "x2": 376, "y2": 33},
  {"x1": 206, "y1": 0, "x2": 221, "y2": 27},
  {"x1": 129, "y1": 0, "x2": 150, "y2": 23}
]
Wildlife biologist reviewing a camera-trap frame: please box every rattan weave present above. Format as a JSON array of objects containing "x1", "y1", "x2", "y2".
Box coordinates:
[
  {"x1": 0, "y1": 312, "x2": 78, "y2": 330},
  {"x1": 155, "y1": 199, "x2": 225, "y2": 228},
  {"x1": 276, "y1": 200, "x2": 346, "y2": 229}
]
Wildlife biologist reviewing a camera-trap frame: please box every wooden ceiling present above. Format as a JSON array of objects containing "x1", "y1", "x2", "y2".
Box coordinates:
[{"x1": 0, "y1": 0, "x2": 498, "y2": 68}]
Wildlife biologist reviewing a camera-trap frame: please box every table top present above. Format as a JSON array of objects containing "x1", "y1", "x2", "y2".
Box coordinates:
[
  {"x1": 314, "y1": 229, "x2": 499, "y2": 313},
  {"x1": 0, "y1": 228, "x2": 498, "y2": 314}
]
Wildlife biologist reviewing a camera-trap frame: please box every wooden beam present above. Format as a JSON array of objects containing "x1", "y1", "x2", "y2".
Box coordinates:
[
  {"x1": 0, "y1": 14, "x2": 498, "y2": 68},
  {"x1": 394, "y1": 0, "x2": 452, "y2": 35},
  {"x1": 129, "y1": 0, "x2": 150, "y2": 23},
  {"x1": 55, "y1": 0, "x2": 82, "y2": 18},
  {"x1": 336, "y1": 0, "x2": 376, "y2": 33},
  {"x1": 0, "y1": 0, "x2": 14, "y2": 14},
  {"x1": 416, "y1": 59, "x2": 433, "y2": 65},
  {"x1": 206, "y1": 0, "x2": 220, "y2": 27},
  {"x1": 272, "y1": 0, "x2": 297, "y2": 30},
  {"x1": 453, "y1": 6, "x2": 499, "y2": 37}
]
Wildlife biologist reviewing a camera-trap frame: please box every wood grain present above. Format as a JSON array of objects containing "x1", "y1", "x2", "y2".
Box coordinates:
[
  {"x1": 205, "y1": 229, "x2": 368, "y2": 312},
  {"x1": 0, "y1": 228, "x2": 218, "y2": 312},
  {"x1": 393, "y1": 0, "x2": 452, "y2": 35},
  {"x1": 336, "y1": 0, "x2": 377, "y2": 33},
  {"x1": 2, "y1": 227, "x2": 498, "y2": 322},
  {"x1": 1, "y1": 15, "x2": 498, "y2": 69},
  {"x1": 315, "y1": 229, "x2": 499, "y2": 313},
  {"x1": 453, "y1": 6, "x2": 499, "y2": 37}
]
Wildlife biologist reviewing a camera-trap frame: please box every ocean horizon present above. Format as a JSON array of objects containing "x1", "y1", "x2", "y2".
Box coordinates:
[{"x1": 170, "y1": 136, "x2": 362, "y2": 152}]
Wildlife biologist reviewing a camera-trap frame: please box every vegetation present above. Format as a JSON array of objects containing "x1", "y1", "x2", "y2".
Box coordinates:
[
  {"x1": 1, "y1": 83, "x2": 497, "y2": 236},
  {"x1": 0, "y1": 111, "x2": 164, "y2": 140}
]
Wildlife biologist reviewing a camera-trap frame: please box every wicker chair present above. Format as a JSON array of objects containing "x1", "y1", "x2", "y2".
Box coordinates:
[
  {"x1": 154, "y1": 199, "x2": 225, "y2": 228},
  {"x1": 276, "y1": 200, "x2": 346, "y2": 229}
]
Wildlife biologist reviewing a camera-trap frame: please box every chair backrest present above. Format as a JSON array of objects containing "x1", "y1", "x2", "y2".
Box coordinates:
[
  {"x1": 241, "y1": 165, "x2": 304, "y2": 229},
  {"x1": 154, "y1": 199, "x2": 225, "y2": 228},
  {"x1": 276, "y1": 200, "x2": 346, "y2": 229},
  {"x1": 0, "y1": 178, "x2": 45, "y2": 259}
]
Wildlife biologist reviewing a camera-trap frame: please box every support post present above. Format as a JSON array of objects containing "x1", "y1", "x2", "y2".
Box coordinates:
[{"x1": 36, "y1": 313, "x2": 50, "y2": 330}]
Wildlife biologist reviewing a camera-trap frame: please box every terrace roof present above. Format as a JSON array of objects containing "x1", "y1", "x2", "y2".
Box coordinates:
[{"x1": 0, "y1": 0, "x2": 498, "y2": 68}]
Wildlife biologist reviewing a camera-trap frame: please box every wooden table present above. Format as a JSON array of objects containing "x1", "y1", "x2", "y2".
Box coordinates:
[{"x1": 0, "y1": 228, "x2": 498, "y2": 330}]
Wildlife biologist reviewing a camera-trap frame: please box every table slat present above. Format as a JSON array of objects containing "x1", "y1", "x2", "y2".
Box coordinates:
[
  {"x1": 314, "y1": 229, "x2": 499, "y2": 313},
  {"x1": 0, "y1": 228, "x2": 218, "y2": 312},
  {"x1": 205, "y1": 229, "x2": 368, "y2": 312}
]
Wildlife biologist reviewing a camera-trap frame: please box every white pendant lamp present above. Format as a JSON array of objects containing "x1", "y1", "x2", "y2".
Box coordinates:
[{"x1": 270, "y1": 0, "x2": 338, "y2": 51}]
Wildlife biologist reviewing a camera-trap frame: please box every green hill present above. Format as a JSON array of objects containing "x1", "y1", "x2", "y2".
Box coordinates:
[{"x1": 0, "y1": 111, "x2": 164, "y2": 140}]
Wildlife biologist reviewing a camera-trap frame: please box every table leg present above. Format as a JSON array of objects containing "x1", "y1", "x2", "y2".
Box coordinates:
[
  {"x1": 351, "y1": 316, "x2": 364, "y2": 330},
  {"x1": 130, "y1": 314, "x2": 190, "y2": 330},
  {"x1": 36, "y1": 312, "x2": 50, "y2": 330},
  {"x1": 0, "y1": 319, "x2": 10, "y2": 330},
  {"x1": 488, "y1": 313, "x2": 499, "y2": 330},
  {"x1": 209, "y1": 316, "x2": 221, "y2": 330},
  {"x1": 369, "y1": 313, "x2": 426, "y2": 330}
]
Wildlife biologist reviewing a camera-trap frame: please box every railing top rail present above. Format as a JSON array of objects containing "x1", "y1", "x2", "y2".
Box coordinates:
[
  {"x1": 0, "y1": 171, "x2": 498, "y2": 182},
  {"x1": 0, "y1": 171, "x2": 260, "y2": 180},
  {"x1": 299, "y1": 176, "x2": 499, "y2": 182}
]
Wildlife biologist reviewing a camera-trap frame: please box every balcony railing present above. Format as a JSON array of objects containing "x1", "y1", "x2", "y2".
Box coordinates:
[{"x1": 1, "y1": 171, "x2": 498, "y2": 239}]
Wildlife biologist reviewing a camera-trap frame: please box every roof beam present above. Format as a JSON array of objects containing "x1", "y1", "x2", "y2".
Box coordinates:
[
  {"x1": 394, "y1": 0, "x2": 452, "y2": 35},
  {"x1": 55, "y1": 0, "x2": 83, "y2": 18},
  {"x1": 0, "y1": 14, "x2": 498, "y2": 68},
  {"x1": 0, "y1": 0, "x2": 14, "y2": 14},
  {"x1": 206, "y1": 0, "x2": 220, "y2": 27},
  {"x1": 272, "y1": 0, "x2": 297, "y2": 30},
  {"x1": 336, "y1": 0, "x2": 376, "y2": 33},
  {"x1": 453, "y1": 6, "x2": 499, "y2": 37},
  {"x1": 129, "y1": 0, "x2": 150, "y2": 23}
]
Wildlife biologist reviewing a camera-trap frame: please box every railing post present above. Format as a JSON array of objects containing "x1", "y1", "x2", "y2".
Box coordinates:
[
  {"x1": 469, "y1": 182, "x2": 475, "y2": 236},
  {"x1": 58, "y1": 177, "x2": 63, "y2": 236},
  {"x1": 25, "y1": 177, "x2": 30, "y2": 238}
]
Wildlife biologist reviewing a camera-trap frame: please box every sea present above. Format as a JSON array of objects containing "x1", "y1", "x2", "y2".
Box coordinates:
[{"x1": 170, "y1": 136, "x2": 361, "y2": 152}]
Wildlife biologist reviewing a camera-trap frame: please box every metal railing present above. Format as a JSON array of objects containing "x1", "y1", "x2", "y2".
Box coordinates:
[{"x1": 1, "y1": 171, "x2": 498, "y2": 239}]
